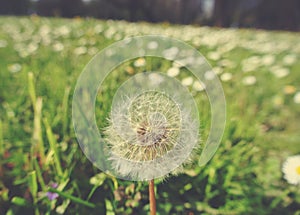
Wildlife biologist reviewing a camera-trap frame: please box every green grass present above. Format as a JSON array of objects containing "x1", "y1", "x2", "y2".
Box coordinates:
[{"x1": 0, "y1": 16, "x2": 300, "y2": 214}]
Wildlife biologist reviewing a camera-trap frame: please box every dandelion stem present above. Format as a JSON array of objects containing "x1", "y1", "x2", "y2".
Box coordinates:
[{"x1": 149, "y1": 179, "x2": 156, "y2": 215}]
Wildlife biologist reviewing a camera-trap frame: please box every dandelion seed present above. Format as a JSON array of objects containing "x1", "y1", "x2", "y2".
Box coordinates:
[{"x1": 282, "y1": 155, "x2": 300, "y2": 185}]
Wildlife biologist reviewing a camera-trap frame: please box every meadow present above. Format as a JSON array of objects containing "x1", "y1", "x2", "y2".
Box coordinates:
[{"x1": 0, "y1": 16, "x2": 300, "y2": 214}]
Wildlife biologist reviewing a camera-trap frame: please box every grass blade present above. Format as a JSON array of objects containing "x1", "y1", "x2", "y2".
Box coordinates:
[
  {"x1": 43, "y1": 118, "x2": 63, "y2": 178},
  {"x1": 0, "y1": 118, "x2": 3, "y2": 155},
  {"x1": 48, "y1": 187, "x2": 96, "y2": 208},
  {"x1": 32, "y1": 97, "x2": 45, "y2": 164}
]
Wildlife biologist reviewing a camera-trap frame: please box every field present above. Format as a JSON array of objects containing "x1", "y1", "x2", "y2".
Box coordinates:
[{"x1": 0, "y1": 16, "x2": 300, "y2": 214}]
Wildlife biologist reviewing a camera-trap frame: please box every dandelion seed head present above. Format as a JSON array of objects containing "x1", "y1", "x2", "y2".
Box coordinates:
[
  {"x1": 104, "y1": 73, "x2": 200, "y2": 181},
  {"x1": 106, "y1": 91, "x2": 182, "y2": 162}
]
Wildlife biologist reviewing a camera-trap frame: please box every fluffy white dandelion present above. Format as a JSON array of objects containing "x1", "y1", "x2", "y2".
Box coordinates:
[
  {"x1": 104, "y1": 90, "x2": 199, "y2": 181},
  {"x1": 282, "y1": 155, "x2": 300, "y2": 185}
]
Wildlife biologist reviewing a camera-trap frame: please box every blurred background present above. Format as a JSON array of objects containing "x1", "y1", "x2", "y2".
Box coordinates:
[{"x1": 0, "y1": 0, "x2": 300, "y2": 31}]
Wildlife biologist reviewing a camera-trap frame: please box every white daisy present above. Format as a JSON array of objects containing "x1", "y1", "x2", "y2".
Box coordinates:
[{"x1": 282, "y1": 155, "x2": 300, "y2": 185}]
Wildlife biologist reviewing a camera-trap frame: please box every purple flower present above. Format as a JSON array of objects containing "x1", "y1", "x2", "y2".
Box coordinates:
[{"x1": 46, "y1": 182, "x2": 59, "y2": 201}]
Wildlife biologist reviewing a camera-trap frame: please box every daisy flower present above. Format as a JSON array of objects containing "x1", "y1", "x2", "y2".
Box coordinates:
[{"x1": 282, "y1": 155, "x2": 300, "y2": 185}]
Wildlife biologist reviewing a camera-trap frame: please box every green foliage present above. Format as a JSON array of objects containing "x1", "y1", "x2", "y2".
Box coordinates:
[{"x1": 0, "y1": 16, "x2": 300, "y2": 214}]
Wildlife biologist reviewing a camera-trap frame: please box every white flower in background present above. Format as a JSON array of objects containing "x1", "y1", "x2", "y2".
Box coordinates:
[
  {"x1": 261, "y1": 55, "x2": 275, "y2": 66},
  {"x1": 207, "y1": 51, "x2": 221, "y2": 61},
  {"x1": 162, "y1": 47, "x2": 179, "y2": 60},
  {"x1": 27, "y1": 43, "x2": 38, "y2": 54},
  {"x1": 167, "y1": 67, "x2": 180, "y2": 77},
  {"x1": 282, "y1": 155, "x2": 300, "y2": 185},
  {"x1": 220, "y1": 72, "x2": 232, "y2": 82},
  {"x1": 94, "y1": 24, "x2": 103, "y2": 34},
  {"x1": 133, "y1": 58, "x2": 146, "y2": 67},
  {"x1": 241, "y1": 56, "x2": 261, "y2": 72},
  {"x1": 271, "y1": 67, "x2": 290, "y2": 78},
  {"x1": 181, "y1": 77, "x2": 193, "y2": 86},
  {"x1": 74, "y1": 46, "x2": 87, "y2": 56},
  {"x1": 213, "y1": 67, "x2": 223, "y2": 75},
  {"x1": 283, "y1": 54, "x2": 297, "y2": 65},
  {"x1": 219, "y1": 59, "x2": 236, "y2": 69},
  {"x1": 147, "y1": 41, "x2": 158, "y2": 50},
  {"x1": 53, "y1": 42, "x2": 64, "y2": 52},
  {"x1": 8, "y1": 63, "x2": 22, "y2": 73},
  {"x1": 56, "y1": 25, "x2": 70, "y2": 37},
  {"x1": 88, "y1": 47, "x2": 99, "y2": 56},
  {"x1": 0, "y1": 39, "x2": 7, "y2": 48},
  {"x1": 204, "y1": 70, "x2": 216, "y2": 80},
  {"x1": 192, "y1": 80, "x2": 205, "y2": 91},
  {"x1": 272, "y1": 95, "x2": 283, "y2": 107},
  {"x1": 242, "y1": 76, "x2": 257, "y2": 86},
  {"x1": 39, "y1": 25, "x2": 51, "y2": 37},
  {"x1": 294, "y1": 92, "x2": 300, "y2": 104}
]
